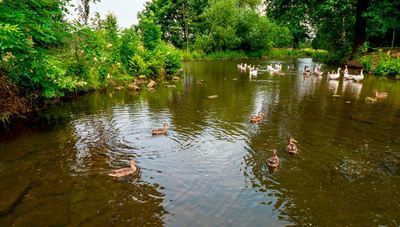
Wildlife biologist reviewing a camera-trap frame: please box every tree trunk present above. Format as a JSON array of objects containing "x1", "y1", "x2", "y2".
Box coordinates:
[
  {"x1": 391, "y1": 28, "x2": 395, "y2": 51},
  {"x1": 351, "y1": 0, "x2": 369, "y2": 58}
]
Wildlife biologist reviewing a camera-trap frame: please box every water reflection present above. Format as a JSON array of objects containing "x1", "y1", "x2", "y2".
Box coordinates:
[
  {"x1": 1, "y1": 59, "x2": 400, "y2": 226},
  {"x1": 342, "y1": 80, "x2": 363, "y2": 99},
  {"x1": 328, "y1": 79, "x2": 340, "y2": 95}
]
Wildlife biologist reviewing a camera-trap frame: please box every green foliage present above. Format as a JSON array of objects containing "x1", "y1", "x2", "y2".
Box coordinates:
[
  {"x1": 162, "y1": 44, "x2": 183, "y2": 75},
  {"x1": 359, "y1": 55, "x2": 373, "y2": 71},
  {"x1": 360, "y1": 41, "x2": 369, "y2": 53},
  {"x1": 129, "y1": 54, "x2": 148, "y2": 75},
  {"x1": 267, "y1": 48, "x2": 329, "y2": 61},
  {"x1": 198, "y1": 0, "x2": 240, "y2": 52},
  {"x1": 120, "y1": 28, "x2": 142, "y2": 69},
  {"x1": 139, "y1": 0, "x2": 209, "y2": 49},
  {"x1": 374, "y1": 58, "x2": 400, "y2": 77},
  {"x1": 363, "y1": 0, "x2": 400, "y2": 47},
  {"x1": 138, "y1": 15, "x2": 162, "y2": 51},
  {"x1": 0, "y1": 0, "x2": 72, "y2": 97},
  {"x1": 0, "y1": 0, "x2": 182, "y2": 99}
]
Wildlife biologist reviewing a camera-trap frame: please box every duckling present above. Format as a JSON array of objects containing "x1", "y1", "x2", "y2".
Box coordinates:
[
  {"x1": 108, "y1": 160, "x2": 137, "y2": 178},
  {"x1": 374, "y1": 90, "x2": 388, "y2": 99},
  {"x1": 152, "y1": 123, "x2": 169, "y2": 135},
  {"x1": 250, "y1": 112, "x2": 264, "y2": 123},
  {"x1": 267, "y1": 149, "x2": 279, "y2": 169},
  {"x1": 286, "y1": 137, "x2": 298, "y2": 154}
]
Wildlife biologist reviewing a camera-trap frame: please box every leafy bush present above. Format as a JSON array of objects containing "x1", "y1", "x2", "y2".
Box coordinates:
[
  {"x1": 129, "y1": 54, "x2": 148, "y2": 76},
  {"x1": 360, "y1": 41, "x2": 369, "y2": 53},
  {"x1": 162, "y1": 44, "x2": 183, "y2": 75},
  {"x1": 374, "y1": 58, "x2": 400, "y2": 77},
  {"x1": 359, "y1": 55, "x2": 373, "y2": 71}
]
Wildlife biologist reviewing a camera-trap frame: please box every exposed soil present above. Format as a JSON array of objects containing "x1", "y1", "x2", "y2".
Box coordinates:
[{"x1": 0, "y1": 72, "x2": 29, "y2": 123}]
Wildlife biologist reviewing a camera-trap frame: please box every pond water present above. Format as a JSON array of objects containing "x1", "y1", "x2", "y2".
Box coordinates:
[{"x1": 1, "y1": 59, "x2": 400, "y2": 226}]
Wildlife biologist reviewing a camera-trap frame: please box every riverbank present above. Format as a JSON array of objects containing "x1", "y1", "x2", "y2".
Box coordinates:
[
  {"x1": 355, "y1": 48, "x2": 400, "y2": 78},
  {"x1": 0, "y1": 73, "x2": 181, "y2": 129}
]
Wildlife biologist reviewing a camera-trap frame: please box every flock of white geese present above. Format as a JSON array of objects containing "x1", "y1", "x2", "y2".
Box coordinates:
[
  {"x1": 326, "y1": 65, "x2": 364, "y2": 81},
  {"x1": 238, "y1": 62, "x2": 365, "y2": 82},
  {"x1": 237, "y1": 62, "x2": 284, "y2": 77}
]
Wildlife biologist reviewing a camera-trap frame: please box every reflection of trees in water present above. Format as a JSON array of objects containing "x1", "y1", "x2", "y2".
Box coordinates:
[
  {"x1": 0, "y1": 123, "x2": 167, "y2": 226},
  {"x1": 166, "y1": 61, "x2": 270, "y2": 140},
  {"x1": 243, "y1": 68, "x2": 400, "y2": 226},
  {"x1": 342, "y1": 80, "x2": 363, "y2": 99}
]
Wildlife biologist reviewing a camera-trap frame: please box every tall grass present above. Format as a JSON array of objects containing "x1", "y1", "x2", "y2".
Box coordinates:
[
  {"x1": 182, "y1": 48, "x2": 329, "y2": 61},
  {"x1": 266, "y1": 48, "x2": 329, "y2": 61}
]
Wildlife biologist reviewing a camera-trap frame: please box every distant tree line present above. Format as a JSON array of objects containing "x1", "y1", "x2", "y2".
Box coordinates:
[{"x1": 139, "y1": 0, "x2": 400, "y2": 60}]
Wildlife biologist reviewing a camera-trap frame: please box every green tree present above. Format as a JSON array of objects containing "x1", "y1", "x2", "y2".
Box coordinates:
[
  {"x1": 364, "y1": 0, "x2": 400, "y2": 51},
  {"x1": 137, "y1": 15, "x2": 162, "y2": 51},
  {"x1": 264, "y1": 0, "x2": 400, "y2": 60},
  {"x1": 139, "y1": 0, "x2": 209, "y2": 49},
  {"x1": 195, "y1": 0, "x2": 240, "y2": 52},
  {"x1": 0, "y1": 0, "x2": 73, "y2": 96},
  {"x1": 77, "y1": 0, "x2": 100, "y2": 24}
]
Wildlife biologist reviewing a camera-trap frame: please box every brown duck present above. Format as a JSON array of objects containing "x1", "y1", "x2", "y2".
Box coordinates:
[
  {"x1": 108, "y1": 160, "x2": 137, "y2": 178},
  {"x1": 374, "y1": 90, "x2": 388, "y2": 99},
  {"x1": 250, "y1": 112, "x2": 264, "y2": 123},
  {"x1": 286, "y1": 137, "x2": 298, "y2": 154},
  {"x1": 152, "y1": 123, "x2": 169, "y2": 135},
  {"x1": 267, "y1": 149, "x2": 280, "y2": 169}
]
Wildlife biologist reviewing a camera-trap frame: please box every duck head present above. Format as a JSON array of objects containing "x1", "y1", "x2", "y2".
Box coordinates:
[
  {"x1": 129, "y1": 160, "x2": 136, "y2": 167},
  {"x1": 163, "y1": 123, "x2": 169, "y2": 129},
  {"x1": 272, "y1": 149, "x2": 278, "y2": 157},
  {"x1": 289, "y1": 137, "x2": 298, "y2": 144}
]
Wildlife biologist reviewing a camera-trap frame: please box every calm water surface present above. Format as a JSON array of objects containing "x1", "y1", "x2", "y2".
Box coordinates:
[{"x1": 1, "y1": 59, "x2": 400, "y2": 226}]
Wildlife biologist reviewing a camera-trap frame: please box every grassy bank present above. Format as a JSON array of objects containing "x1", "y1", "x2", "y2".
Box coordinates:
[
  {"x1": 181, "y1": 48, "x2": 329, "y2": 62},
  {"x1": 356, "y1": 48, "x2": 400, "y2": 78}
]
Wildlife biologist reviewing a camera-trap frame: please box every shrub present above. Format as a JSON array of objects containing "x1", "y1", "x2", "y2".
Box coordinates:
[
  {"x1": 359, "y1": 55, "x2": 373, "y2": 71},
  {"x1": 129, "y1": 54, "x2": 148, "y2": 76},
  {"x1": 374, "y1": 58, "x2": 400, "y2": 77}
]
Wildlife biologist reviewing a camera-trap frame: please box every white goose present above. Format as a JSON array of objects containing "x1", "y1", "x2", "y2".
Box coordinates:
[
  {"x1": 274, "y1": 63, "x2": 282, "y2": 71},
  {"x1": 344, "y1": 65, "x2": 349, "y2": 75},
  {"x1": 328, "y1": 68, "x2": 341, "y2": 80},
  {"x1": 250, "y1": 68, "x2": 258, "y2": 77},
  {"x1": 352, "y1": 69, "x2": 364, "y2": 82},
  {"x1": 313, "y1": 65, "x2": 323, "y2": 76},
  {"x1": 267, "y1": 64, "x2": 280, "y2": 73},
  {"x1": 344, "y1": 72, "x2": 353, "y2": 80}
]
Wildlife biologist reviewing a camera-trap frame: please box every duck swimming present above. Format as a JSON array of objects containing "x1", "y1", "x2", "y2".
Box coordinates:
[
  {"x1": 152, "y1": 123, "x2": 169, "y2": 135},
  {"x1": 267, "y1": 149, "x2": 279, "y2": 169},
  {"x1": 108, "y1": 160, "x2": 137, "y2": 178},
  {"x1": 286, "y1": 137, "x2": 298, "y2": 154},
  {"x1": 374, "y1": 90, "x2": 388, "y2": 99},
  {"x1": 250, "y1": 112, "x2": 264, "y2": 123}
]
